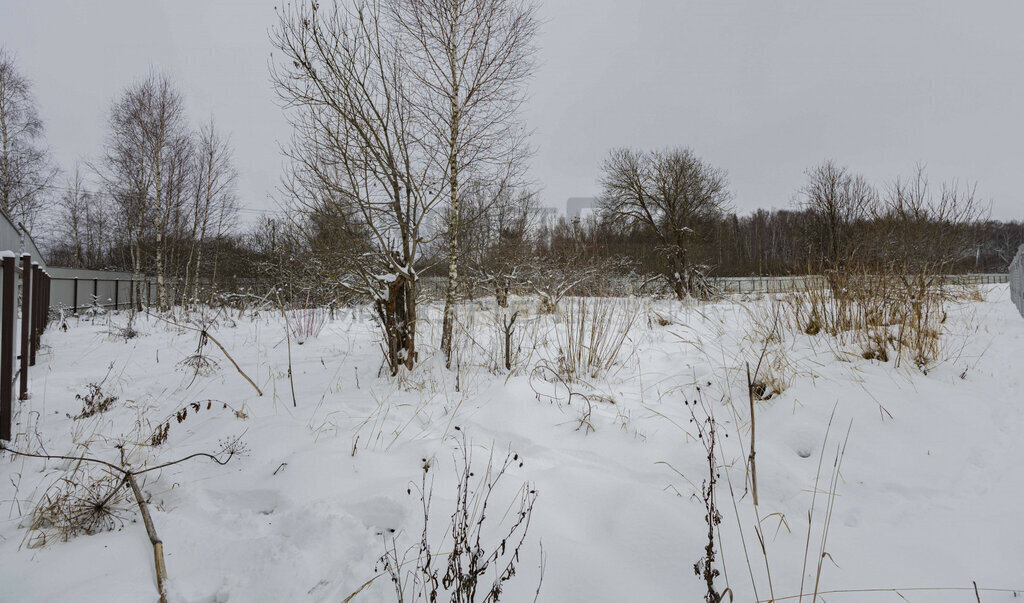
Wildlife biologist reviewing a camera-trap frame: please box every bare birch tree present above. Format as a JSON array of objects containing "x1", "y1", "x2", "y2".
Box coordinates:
[
  {"x1": 56, "y1": 166, "x2": 91, "y2": 267},
  {"x1": 271, "y1": 0, "x2": 445, "y2": 374},
  {"x1": 391, "y1": 0, "x2": 539, "y2": 367},
  {"x1": 0, "y1": 48, "x2": 58, "y2": 230},
  {"x1": 186, "y1": 119, "x2": 237, "y2": 307},
  {"x1": 100, "y1": 73, "x2": 193, "y2": 310},
  {"x1": 50, "y1": 171, "x2": 112, "y2": 266}
]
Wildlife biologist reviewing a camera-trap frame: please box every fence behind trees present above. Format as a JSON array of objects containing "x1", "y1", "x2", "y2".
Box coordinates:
[
  {"x1": 714, "y1": 273, "x2": 1008, "y2": 294},
  {"x1": 46, "y1": 268, "x2": 159, "y2": 313}
]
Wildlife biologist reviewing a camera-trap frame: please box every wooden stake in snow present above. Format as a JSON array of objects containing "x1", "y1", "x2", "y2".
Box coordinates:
[
  {"x1": 273, "y1": 289, "x2": 297, "y2": 407},
  {"x1": 127, "y1": 472, "x2": 168, "y2": 603},
  {"x1": 202, "y1": 329, "x2": 263, "y2": 397},
  {"x1": 143, "y1": 310, "x2": 263, "y2": 397},
  {"x1": 746, "y1": 362, "x2": 759, "y2": 507}
]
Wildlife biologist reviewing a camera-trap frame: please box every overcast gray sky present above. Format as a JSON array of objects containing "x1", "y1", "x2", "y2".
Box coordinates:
[{"x1": 1, "y1": 0, "x2": 1021, "y2": 221}]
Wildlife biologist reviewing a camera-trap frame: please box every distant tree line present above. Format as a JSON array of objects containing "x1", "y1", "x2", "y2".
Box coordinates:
[
  {"x1": 240, "y1": 154, "x2": 1021, "y2": 302},
  {"x1": 3, "y1": 35, "x2": 1022, "y2": 322},
  {"x1": 175, "y1": 153, "x2": 1023, "y2": 310}
]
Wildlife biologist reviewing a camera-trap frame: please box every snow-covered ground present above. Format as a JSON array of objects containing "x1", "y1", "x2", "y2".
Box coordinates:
[{"x1": 1, "y1": 285, "x2": 1022, "y2": 602}]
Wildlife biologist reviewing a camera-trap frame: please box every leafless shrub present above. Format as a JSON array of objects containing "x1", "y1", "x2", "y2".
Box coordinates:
[
  {"x1": 69, "y1": 364, "x2": 120, "y2": 420},
  {"x1": 687, "y1": 389, "x2": 727, "y2": 603},
  {"x1": 550, "y1": 297, "x2": 640, "y2": 381},
  {"x1": 524, "y1": 258, "x2": 602, "y2": 314},
  {"x1": 71, "y1": 382, "x2": 119, "y2": 420},
  {"x1": 289, "y1": 306, "x2": 327, "y2": 344},
  {"x1": 286, "y1": 292, "x2": 328, "y2": 344},
  {"x1": 378, "y1": 439, "x2": 539, "y2": 602},
  {"x1": 486, "y1": 299, "x2": 537, "y2": 374},
  {"x1": 25, "y1": 463, "x2": 134, "y2": 548},
  {"x1": 109, "y1": 312, "x2": 141, "y2": 340}
]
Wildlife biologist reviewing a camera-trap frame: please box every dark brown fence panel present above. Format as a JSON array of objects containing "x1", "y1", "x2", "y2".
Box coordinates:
[
  {"x1": 0, "y1": 254, "x2": 53, "y2": 440},
  {"x1": 1, "y1": 256, "x2": 14, "y2": 441},
  {"x1": 19, "y1": 256, "x2": 30, "y2": 399},
  {"x1": 32, "y1": 265, "x2": 39, "y2": 355}
]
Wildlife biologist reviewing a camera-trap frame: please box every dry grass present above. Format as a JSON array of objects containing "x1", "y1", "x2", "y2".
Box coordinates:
[
  {"x1": 551, "y1": 297, "x2": 641, "y2": 382},
  {"x1": 25, "y1": 462, "x2": 134, "y2": 548},
  {"x1": 765, "y1": 267, "x2": 960, "y2": 370}
]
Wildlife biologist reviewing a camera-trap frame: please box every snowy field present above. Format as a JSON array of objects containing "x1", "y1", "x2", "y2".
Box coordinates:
[{"x1": 0, "y1": 285, "x2": 1022, "y2": 602}]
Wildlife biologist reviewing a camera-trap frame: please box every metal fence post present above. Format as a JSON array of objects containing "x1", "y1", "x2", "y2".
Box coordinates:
[
  {"x1": 1, "y1": 256, "x2": 15, "y2": 441},
  {"x1": 19, "y1": 256, "x2": 30, "y2": 400},
  {"x1": 73, "y1": 278, "x2": 79, "y2": 314},
  {"x1": 92, "y1": 278, "x2": 98, "y2": 307},
  {"x1": 114, "y1": 279, "x2": 119, "y2": 309}
]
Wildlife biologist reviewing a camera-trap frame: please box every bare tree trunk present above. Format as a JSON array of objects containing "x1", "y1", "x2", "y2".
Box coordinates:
[
  {"x1": 155, "y1": 164, "x2": 166, "y2": 310},
  {"x1": 377, "y1": 274, "x2": 417, "y2": 374},
  {"x1": 193, "y1": 220, "x2": 208, "y2": 305},
  {"x1": 441, "y1": 96, "x2": 460, "y2": 368}
]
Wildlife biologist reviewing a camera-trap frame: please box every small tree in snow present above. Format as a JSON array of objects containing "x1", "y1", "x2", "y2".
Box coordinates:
[
  {"x1": 271, "y1": 0, "x2": 446, "y2": 374},
  {"x1": 599, "y1": 147, "x2": 730, "y2": 300}
]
